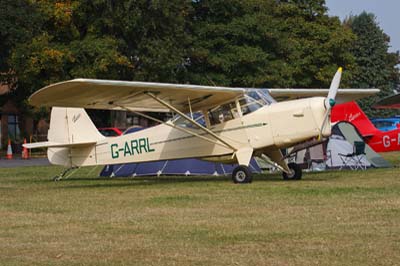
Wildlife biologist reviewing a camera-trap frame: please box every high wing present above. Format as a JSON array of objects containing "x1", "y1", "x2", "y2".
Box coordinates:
[
  {"x1": 29, "y1": 79, "x2": 245, "y2": 112},
  {"x1": 267, "y1": 88, "x2": 379, "y2": 103},
  {"x1": 29, "y1": 78, "x2": 378, "y2": 112}
]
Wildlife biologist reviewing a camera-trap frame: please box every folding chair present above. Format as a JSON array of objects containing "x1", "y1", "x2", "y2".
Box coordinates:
[{"x1": 338, "y1": 141, "x2": 367, "y2": 170}]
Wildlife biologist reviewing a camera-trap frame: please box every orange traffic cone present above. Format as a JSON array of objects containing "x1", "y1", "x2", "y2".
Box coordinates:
[
  {"x1": 22, "y1": 138, "x2": 29, "y2": 159},
  {"x1": 6, "y1": 139, "x2": 13, "y2": 159}
]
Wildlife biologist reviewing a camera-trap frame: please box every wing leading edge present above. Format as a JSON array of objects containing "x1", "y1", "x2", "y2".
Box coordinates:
[
  {"x1": 29, "y1": 79, "x2": 379, "y2": 112},
  {"x1": 29, "y1": 79, "x2": 245, "y2": 112}
]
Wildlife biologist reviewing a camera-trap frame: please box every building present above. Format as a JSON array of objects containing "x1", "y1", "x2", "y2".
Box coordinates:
[{"x1": 0, "y1": 83, "x2": 34, "y2": 151}]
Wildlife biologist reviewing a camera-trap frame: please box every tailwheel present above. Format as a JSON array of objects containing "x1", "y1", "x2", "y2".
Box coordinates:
[
  {"x1": 282, "y1": 163, "x2": 302, "y2": 180},
  {"x1": 232, "y1": 165, "x2": 252, "y2": 184},
  {"x1": 52, "y1": 167, "x2": 78, "y2": 182}
]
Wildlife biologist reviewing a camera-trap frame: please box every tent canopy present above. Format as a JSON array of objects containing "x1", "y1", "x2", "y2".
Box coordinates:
[
  {"x1": 100, "y1": 158, "x2": 261, "y2": 177},
  {"x1": 295, "y1": 121, "x2": 391, "y2": 169}
]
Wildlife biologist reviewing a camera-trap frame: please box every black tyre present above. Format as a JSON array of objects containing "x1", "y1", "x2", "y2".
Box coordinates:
[
  {"x1": 232, "y1": 165, "x2": 252, "y2": 184},
  {"x1": 282, "y1": 163, "x2": 302, "y2": 180}
]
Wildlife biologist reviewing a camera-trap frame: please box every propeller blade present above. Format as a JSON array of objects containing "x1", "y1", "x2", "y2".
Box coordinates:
[
  {"x1": 319, "y1": 67, "x2": 343, "y2": 140},
  {"x1": 325, "y1": 67, "x2": 342, "y2": 109}
]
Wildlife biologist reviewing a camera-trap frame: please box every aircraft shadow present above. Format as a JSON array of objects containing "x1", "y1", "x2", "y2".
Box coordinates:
[
  {"x1": 51, "y1": 175, "x2": 230, "y2": 189},
  {"x1": 48, "y1": 172, "x2": 334, "y2": 189}
]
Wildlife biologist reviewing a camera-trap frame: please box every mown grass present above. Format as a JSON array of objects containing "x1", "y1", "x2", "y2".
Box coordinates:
[
  {"x1": 1, "y1": 155, "x2": 400, "y2": 265},
  {"x1": 380, "y1": 151, "x2": 400, "y2": 168}
]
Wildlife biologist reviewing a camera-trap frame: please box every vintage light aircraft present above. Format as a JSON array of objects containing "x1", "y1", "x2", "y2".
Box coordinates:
[{"x1": 25, "y1": 68, "x2": 378, "y2": 183}]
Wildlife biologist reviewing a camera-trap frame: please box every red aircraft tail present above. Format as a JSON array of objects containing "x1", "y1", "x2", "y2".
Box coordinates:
[{"x1": 331, "y1": 101, "x2": 378, "y2": 137}]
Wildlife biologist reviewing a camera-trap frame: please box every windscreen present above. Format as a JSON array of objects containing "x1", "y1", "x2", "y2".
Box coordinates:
[{"x1": 172, "y1": 89, "x2": 275, "y2": 127}]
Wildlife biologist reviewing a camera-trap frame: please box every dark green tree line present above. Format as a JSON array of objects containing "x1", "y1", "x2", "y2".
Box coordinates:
[
  {"x1": 187, "y1": 0, "x2": 356, "y2": 88},
  {"x1": 345, "y1": 12, "x2": 400, "y2": 117},
  {"x1": 0, "y1": 0, "x2": 398, "y2": 117}
]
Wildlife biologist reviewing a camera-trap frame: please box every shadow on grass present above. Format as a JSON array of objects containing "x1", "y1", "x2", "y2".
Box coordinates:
[
  {"x1": 47, "y1": 170, "x2": 344, "y2": 190},
  {"x1": 52, "y1": 175, "x2": 230, "y2": 189}
]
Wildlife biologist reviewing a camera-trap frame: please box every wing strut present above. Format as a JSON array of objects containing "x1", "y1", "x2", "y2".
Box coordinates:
[
  {"x1": 116, "y1": 105, "x2": 234, "y2": 150},
  {"x1": 260, "y1": 151, "x2": 291, "y2": 174},
  {"x1": 145, "y1": 92, "x2": 238, "y2": 151}
]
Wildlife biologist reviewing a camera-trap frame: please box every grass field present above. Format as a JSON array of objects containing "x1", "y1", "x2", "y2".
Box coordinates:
[{"x1": 1, "y1": 153, "x2": 400, "y2": 265}]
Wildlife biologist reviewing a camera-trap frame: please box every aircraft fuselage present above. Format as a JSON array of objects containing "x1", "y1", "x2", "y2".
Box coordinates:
[{"x1": 48, "y1": 97, "x2": 330, "y2": 167}]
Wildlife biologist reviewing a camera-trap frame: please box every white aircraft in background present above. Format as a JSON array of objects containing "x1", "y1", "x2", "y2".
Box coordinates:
[{"x1": 24, "y1": 68, "x2": 378, "y2": 183}]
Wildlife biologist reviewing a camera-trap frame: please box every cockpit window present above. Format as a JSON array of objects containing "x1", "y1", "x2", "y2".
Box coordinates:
[
  {"x1": 172, "y1": 111, "x2": 206, "y2": 128},
  {"x1": 172, "y1": 89, "x2": 275, "y2": 127},
  {"x1": 239, "y1": 95, "x2": 262, "y2": 115},
  {"x1": 239, "y1": 89, "x2": 274, "y2": 115},
  {"x1": 208, "y1": 101, "x2": 239, "y2": 125},
  {"x1": 254, "y1": 89, "x2": 276, "y2": 104}
]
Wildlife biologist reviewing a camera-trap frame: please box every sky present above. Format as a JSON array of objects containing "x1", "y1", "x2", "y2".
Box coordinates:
[{"x1": 325, "y1": 0, "x2": 400, "y2": 52}]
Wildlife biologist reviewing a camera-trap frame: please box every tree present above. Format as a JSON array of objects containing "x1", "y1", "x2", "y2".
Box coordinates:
[
  {"x1": 7, "y1": 0, "x2": 192, "y2": 113},
  {"x1": 346, "y1": 12, "x2": 400, "y2": 117},
  {"x1": 9, "y1": 1, "x2": 131, "y2": 92},
  {"x1": 0, "y1": 0, "x2": 41, "y2": 98},
  {"x1": 4, "y1": 0, "x2": 398, "y2": 118},
  {"x1": 187, "y1": 0, "x2": 356, "y2": 88},
  {"x1": 70, "y1": 0, "x2": 192, "y2": 82},
  {"x1": 188, "y1": 0, "x2": 276, "y2": 86},
  {"x1": 272, "y1": 0, "x2": 357, "y2": 87}
]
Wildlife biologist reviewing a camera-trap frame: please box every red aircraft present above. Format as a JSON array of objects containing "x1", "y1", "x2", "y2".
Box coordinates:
[{"x1": 331, "y1": 101, "x2": 400, "y2": 152}]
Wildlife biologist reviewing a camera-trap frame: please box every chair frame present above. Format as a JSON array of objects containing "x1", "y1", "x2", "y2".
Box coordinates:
[{"x1": 338, "y1": 141, "x2": 367, "y2": 170}]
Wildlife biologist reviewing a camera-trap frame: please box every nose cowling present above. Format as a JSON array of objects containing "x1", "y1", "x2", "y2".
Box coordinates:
[
  {"x1": 268, "y1": 97, "x2": 330, "y2": 148},
  {"x1": 311, "y1": 97, "x2": 332, "y2": 137}
]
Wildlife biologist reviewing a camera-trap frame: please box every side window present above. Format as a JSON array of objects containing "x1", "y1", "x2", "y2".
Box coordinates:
[
  {"x1": 173, "y1": 112, "x2": 206, "y2": 128},
  {"x1": 239, "y1": 96, "x2": 263, "y2": 115},
  {"x1": 208, "y1": 103, "x2": 236, "y2": 126}
]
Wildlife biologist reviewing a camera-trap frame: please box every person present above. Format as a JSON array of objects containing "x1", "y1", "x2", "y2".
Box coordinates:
[{"x1": 218, "y1": 113, "x2": 224, "y2": 123}]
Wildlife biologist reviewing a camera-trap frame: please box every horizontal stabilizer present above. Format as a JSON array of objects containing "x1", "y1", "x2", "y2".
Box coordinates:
[{"x1": 24, "y1": 141, "x2": 97, "y2": 149}]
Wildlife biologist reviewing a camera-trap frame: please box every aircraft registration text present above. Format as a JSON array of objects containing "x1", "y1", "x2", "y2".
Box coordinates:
[{"x1": 111, "y1": 137, "x2": 155, "y2": 159}]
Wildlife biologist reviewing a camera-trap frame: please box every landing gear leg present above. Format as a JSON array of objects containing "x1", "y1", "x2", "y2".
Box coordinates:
[
  {"x1": 282, "y1": 163, "x2": 302, "y2": 180},
  {"x1": 53, "y1": 167, "x2": 79, "y2": 181},
  {"x1": 232, "y1": 165, "x2": 252, "y2": 184}
]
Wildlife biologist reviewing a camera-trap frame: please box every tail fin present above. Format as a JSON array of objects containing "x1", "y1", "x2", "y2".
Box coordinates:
[
  {"x1": 24, "y1": 107, "x2": 105, "y2": 167},
  {"x1": 331, "y1": 101, "x2": 378, "y2": 137},
  {"x1": 25, "y1": 107, "x2": 104, "y2": 149},
  {"x1": 48, "y1": 107, "x2": 104, "y2": 144}
]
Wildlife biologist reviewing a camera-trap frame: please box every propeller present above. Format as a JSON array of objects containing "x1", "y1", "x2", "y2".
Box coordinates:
[{"x1": 318, "y1": 67, "x2": 342, "y2": 140}]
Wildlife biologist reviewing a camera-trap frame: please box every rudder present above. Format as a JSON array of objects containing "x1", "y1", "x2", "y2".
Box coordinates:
[
  {"x1": 47, "y1": 107, "x2": 104, "y2": 167},
  {"x1": 48, "y1": 107, "x2": 104, "y2": 144}
]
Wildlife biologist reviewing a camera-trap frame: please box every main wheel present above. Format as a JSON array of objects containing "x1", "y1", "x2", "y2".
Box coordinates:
[
  {"x1": 282, "y1": 163, "x2": 302, "y2": 180},
  {"x1": 232, "y1": 165, "x2": 252, "y2": 184}
]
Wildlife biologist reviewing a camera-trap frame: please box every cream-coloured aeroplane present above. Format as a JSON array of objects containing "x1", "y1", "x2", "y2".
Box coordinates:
[{"x1": 25, "y1": 68, "x2": 378, "y2": 183}]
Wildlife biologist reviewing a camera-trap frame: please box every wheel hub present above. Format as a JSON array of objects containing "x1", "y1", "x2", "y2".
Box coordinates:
[
  {"x1": 287, "y1": 170, "x2": 295, "y2": 179},
  {"x1": 236, "y1": 171, "x2": 246, "y2": 182}
]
